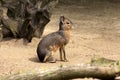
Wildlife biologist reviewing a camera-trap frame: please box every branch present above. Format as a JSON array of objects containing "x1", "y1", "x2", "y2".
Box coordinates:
[{"x1": 4, "y1": 64, "x2": 120, "y2": 80}]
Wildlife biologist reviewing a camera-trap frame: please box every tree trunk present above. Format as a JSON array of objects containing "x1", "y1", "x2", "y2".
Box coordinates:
[{"x1": 0, "y1": 0, "x2": 58, "y2": 42}]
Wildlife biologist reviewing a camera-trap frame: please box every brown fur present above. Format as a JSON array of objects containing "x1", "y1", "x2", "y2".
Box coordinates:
[{"x1": 37, "y1": 16, "x2": 73, "y2": 63}]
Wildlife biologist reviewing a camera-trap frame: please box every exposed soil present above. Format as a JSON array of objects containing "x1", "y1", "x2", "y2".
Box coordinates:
[{"x1": 0, "y1": 0, "x2": 120, "y2": 79}]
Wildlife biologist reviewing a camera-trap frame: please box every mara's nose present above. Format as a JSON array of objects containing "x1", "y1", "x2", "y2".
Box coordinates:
[{"x1": 71, "y1": 24, "x2": 75, "y2": 29}]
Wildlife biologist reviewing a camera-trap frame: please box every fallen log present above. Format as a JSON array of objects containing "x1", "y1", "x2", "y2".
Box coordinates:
[{"x1": 3, "y1": 64, "x2": 120, "y2": 80}]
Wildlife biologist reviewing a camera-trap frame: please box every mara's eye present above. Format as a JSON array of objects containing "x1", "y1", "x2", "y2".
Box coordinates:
[{"x1": 66, "y1": 22, "x2": 70, "y2": 24}]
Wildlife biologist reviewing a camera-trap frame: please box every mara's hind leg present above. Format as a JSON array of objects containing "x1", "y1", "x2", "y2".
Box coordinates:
[
  {"x1": 44, "y1": 51, "x2": 56, "y2": 63},
  {"x1": 46, "y1": 55, "x2": 56, "y2": 63}
]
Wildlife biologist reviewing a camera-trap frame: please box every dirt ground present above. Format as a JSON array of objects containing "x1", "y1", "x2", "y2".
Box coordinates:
[{"x1": 0, "y1": 0, "x2": 120, "y2": 79}]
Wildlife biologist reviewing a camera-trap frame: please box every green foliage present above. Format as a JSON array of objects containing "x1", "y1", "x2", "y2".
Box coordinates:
[
  {"x1": 59, "y1": 64, "x2": 64, "y2": 68},
  {"x1": 91, "y1": 57, "x2": 120, "y2": 67}
]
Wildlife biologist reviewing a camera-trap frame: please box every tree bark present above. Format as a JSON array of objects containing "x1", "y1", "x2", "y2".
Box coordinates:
[
  {"x1": 0, "y1": 0, "x2": 59, "y2": 42},
  {"x1": 4, "y1": 64, "x2": 120, "y2": 80}
]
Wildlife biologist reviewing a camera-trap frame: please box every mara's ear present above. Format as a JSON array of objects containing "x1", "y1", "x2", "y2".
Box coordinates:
[
  {"x1": 59, "y1": 16, "x2": 65, "y2": 30},
  {"x1": 60, "y1": 16, "x2": 65, "y2": 23}
]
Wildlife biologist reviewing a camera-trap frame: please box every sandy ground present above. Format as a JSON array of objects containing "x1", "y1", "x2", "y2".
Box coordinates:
[{"x1": 0, "y1": 0, "x2": 120, "y2": 79}]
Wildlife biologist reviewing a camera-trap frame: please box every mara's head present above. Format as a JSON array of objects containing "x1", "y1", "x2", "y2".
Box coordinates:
[{"x1": 59, "y1": 16, "x2": 73, "y2": 30}]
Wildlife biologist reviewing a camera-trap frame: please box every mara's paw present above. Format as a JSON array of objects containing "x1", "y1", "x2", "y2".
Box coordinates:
[
  {"x1": 64, "y1": 59, "x2": 69, "y2": 62},
  {"x1": 46, "y1": 56, "x2": 56, "y2": 63},
  {"x1": 61, "y1": 59, "x2": 69, "y2": 62},
  {"x1": 48, "y1": 59, "x2": 56, "y2": 63}
]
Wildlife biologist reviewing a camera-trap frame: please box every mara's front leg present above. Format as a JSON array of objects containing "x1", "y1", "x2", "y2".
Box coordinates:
[
  {"x1": 60, "y1": 46, "x2": 68, "y2": 62},
  {"x1": 59, "y1": 48, "x2": 63, "y2": 61}
]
